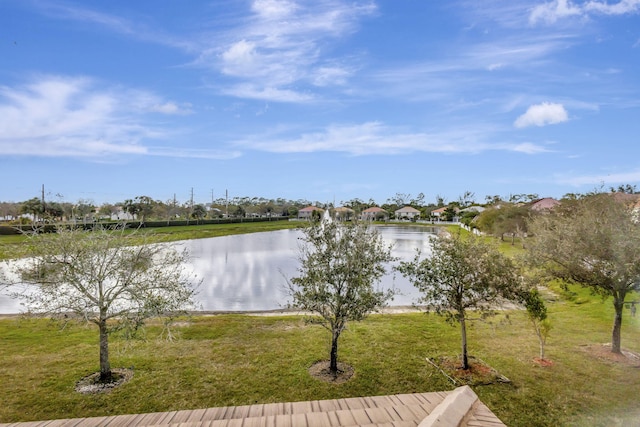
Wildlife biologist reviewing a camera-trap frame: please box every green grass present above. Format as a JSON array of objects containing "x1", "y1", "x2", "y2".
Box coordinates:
[
  {"x1": 2, "y1": 222, "x2": 639, "y2": 426},
  {"x1": 0, "y1": 220, "x2": 300, "y2": 260},
  {"x1": 1, "y1": 289, "x2": 639, "y2": 427}
]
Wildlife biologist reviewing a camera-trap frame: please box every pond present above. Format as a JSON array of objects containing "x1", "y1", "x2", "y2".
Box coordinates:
[{"x1": 0, "y1": 225, "x2": 436, "y2": 314}]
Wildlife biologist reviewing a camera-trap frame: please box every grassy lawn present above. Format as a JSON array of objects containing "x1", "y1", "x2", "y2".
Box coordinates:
[
  {"x1": 1, "y1": 287, "x2": 639, "y2": 427},
  {"x1": 2, "y1": 222, "x2": 639, "y2": 426},
  {"x1": 0, "y1": 220, "x2": 300, "y2": 260}
]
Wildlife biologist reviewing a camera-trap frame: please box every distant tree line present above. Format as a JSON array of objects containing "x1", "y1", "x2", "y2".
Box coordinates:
[{"x1": 3, "y1": 186, "x2": 639, "y2": 227}]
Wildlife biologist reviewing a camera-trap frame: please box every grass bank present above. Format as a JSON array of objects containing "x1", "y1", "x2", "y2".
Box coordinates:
[
  {"x1": 1, "y1": 285, "x2": 639, "y2": 426},
  {"x1": 0, "y1": 220, "x2": 300, "y2": 260}
]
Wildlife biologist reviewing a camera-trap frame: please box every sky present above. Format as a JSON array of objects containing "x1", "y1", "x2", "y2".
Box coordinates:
[{"x1": 1, "y1": 0, "x2": 640, "y2": 206}]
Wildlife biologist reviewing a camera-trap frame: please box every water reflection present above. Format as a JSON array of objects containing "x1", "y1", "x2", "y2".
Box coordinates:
[{"x1": 0, "y1": 225, "x2": 435, "y2": 314}]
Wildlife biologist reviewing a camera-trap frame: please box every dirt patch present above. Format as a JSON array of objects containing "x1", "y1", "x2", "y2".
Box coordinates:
[
  {"x1": 533, "y1": 357, "x2": 554, "y2": 367},
  {"x1": 428, "y1": 356, "x2": 510, "y2": 386},
  {"x1": 75, "y1": 368, "x2": 133, "y2": 394},
  {"x1": 308, "y1": 360, "x2": 354, "y2": 384},
  {"x1": 581, "y1": 343, "x2": 640, "y2": 367}
]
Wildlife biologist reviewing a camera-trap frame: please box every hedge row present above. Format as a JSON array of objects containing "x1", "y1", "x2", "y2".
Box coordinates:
[{"x1": 0, "y1": 216, "x2": 289, "y2": 236}]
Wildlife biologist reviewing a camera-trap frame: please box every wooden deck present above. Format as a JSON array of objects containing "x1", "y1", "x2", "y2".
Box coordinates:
[{"x1": 0, "y1": 387, "x2": 506, "y2": 427}]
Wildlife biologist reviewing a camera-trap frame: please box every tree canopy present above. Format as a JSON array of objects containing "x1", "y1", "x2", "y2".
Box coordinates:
[
  {"x1": 3, "y1": 226, "x2": 197, "y2": 381},
  {"x1": 288, "y1": 220, "x2": 395, "y2": 375},
  {"x1": 527, "y1": 192, "x2": 640, "y2": 353},
  {"x1": 398, "y1": 232, "x2": 522, "y2": 369}
]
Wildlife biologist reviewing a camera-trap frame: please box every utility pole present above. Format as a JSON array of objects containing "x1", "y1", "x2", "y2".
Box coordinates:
[
  {"x1": 188, "y1": 188, "x2": 194, "y2": 225},
  {"x1": 41, "y1": 184, "x2": 46, "y2": 221},
  {"x1": 225, "y1": 189, "x2": 228, "y2": 217}
]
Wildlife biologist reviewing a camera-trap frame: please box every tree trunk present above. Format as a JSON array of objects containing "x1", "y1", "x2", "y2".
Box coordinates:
[
  {"x1": 330, "y1": 330, "x2": 340, "y2": 375},
  {"x1": 460, "y1": 316, "x2": 469, "y2": 370},
  {"x1": 611, "y1": 296, "x2": 624, "y2": 354},
  {"x1": 99, "y1": 319, "x2": 112, "y2": 382},
  {"x1": 537, "y1": 328, "x2": 545, "y2": 360}
]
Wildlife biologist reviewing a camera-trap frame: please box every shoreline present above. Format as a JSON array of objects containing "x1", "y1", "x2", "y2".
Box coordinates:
[{"x1": 0, "y1": 305, "x2": 424, "y2": 318}]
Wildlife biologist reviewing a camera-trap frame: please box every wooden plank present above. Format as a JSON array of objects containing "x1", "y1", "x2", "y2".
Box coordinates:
[
  {"x1": 349, "y1": 408, "x2": 372, "y2": 425},
  {"x1": 240, "y1": 415, "x2": 267, "y2": 427},
  {"x1": 132, "y1": 411, "x2": 170, "y2": 426},
  {"x1": 101, "y1": 414, "x2": 142, "y2": 427},
  {"x1": 165, "y1": 410, "x2": 193, "y2": 424},
  {"x1": 183, "y1": 408, "x2": 207, "y2": 422},
  {"x1": 363, "y1": 407, "x2": 393, "y2": 424},
  {"x1": 290, "y1": 413, "x2": 307, "y2": 427},
  {"x1": 305, "y1": 412, "x2": 332, "y2": 427},
  {"x1": 325, "y1": 411, "x2": 340, "y2": 427},
  {"x1": 272, "y1": 414, "x2": 292, "y2": 427},
  {"x1": 390, "y1": 405, "x2": 417, "y2": 422},
  {"x1": 290, "y1": 400, "x2": 312, "y2": 414},
  {"x1": 340, "y1": 397, "x2": 367, "y2": 411},
  {"x1": 228, "y1": 405, "x2": 251, "y2": 420},
  {"x1": 393, "y1": 394, "x2": 423, "y2": 407},
  {"x1": 247, "y1": 404, "x2": 265, "y2": 418},
  {"x1": 403, "y1": 403, "x2": 429, "y2": 420},
  {"x1": 365, "y1": 395, "x2": 395, "y2": 409},
  {"x1": 153, "y1": 411, "x2": 178, "y2": 425},
  {"x1": 333, "y1": 409, "x2": 356, "y2": 426},
  {"x1": 261, "y1": 403, "x2": 284, "y2": 418},
  {"x1": 222, "y1": 419, "x2": 244, "y2": 427},
  {"x1": 413, "y1": 393, "x2": 442, "y2": 413},
  {"x1": 208, "y1": 419, "x2": 232, "y2": 427},
  {"x1": 317, "y1": 400, "x2": 339, "y2": 413},
  {"x1": 201, "y1": 406, "x2": 233, "y2": 421},
  {"x1": 382, "y1": 407, "x2": 403, "y2": 422},
  {"x1": 281, "y1": 403, "x2": 294, "y2": 416}
]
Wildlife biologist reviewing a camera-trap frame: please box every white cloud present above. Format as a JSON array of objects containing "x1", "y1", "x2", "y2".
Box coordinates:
[
  {"x1": 529, "y1": 0, "x2": 640, "y2": 25},
  {"x1": 234, "y1": 121, "x2": 550, "y2": 156},
  {"x1": 509, "y1": 142, "x2": 553, "y2": 154},
  {"x1": 221, "y1": 40, "x2": 259, "y2": 75},
  {"x1": 251, "y1": 0, "x2": 298, "y2": 19},
  {"x1": 514, "y1": 102, "x2": 569, "y2": 128},
  {"x1": 221, "y1": 84, "x2": 314, "y2": 102},
  {"x1": 529, "y1": 0, "x2": 583, "y2": 25},
  {"x1": 198, "y1": 0, "x2": 376, "y2": 102},
  {"x1": 585, "y1": 0, "x2": 640, "y2": 15},
  {"x1": 0, "y1": 76, "x2": 223, "y2": 159},
  {"x1": 34, "y1": 2, "x2": 195, "y2": 51},
  {"x1": 312, "y1": 66, "x2": 352, "y2": 86},
  {"x1": 149, "y1": 102, "x2": 193, "y2": 115},
  {"x1": 556, "y1": 170, "x2": 640, "y2": 186}
]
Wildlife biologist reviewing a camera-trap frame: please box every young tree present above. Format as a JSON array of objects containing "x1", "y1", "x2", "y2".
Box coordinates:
[
  {"x1": 3, "y1": 226, "x2": 197, "y2": 381},
  {"x1": 521, "y1": 288, "x2": 551, "y2": 360},
  {"x1": 288, "y1": 221, "x2": 395, "y2": 375},
  {"x1": 398, "y1": 233, "x2": 522, "y2": 370},
  {"x1": 527, "y1": 193, "x2": 640, "y2": 354}
]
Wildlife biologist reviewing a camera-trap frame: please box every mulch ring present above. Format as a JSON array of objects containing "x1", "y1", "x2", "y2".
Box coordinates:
[
  {"x1": 75, "y1": 368, "x2": 134, "y2": 394},
  {"x1": 308, "y1": 360, "x2": 355, "y2": 384},
  {"x1": 427, "y1": 356, "x2": 511, "y2": 386},
  {"x1": 580, "y1": 343, "x2": 640, "y2": 367},
  {"x1": 533, "y1": 357, "x2": 554, "y2": 367}
]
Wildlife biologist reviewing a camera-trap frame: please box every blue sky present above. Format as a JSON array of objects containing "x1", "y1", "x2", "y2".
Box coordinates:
[{"x1": 1, "y1": 0, "x2": 639, "y2": 206}]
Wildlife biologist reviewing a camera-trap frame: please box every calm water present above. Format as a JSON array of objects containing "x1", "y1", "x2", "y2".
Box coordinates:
[{"x1": 0, "y1": 225, "x2": 435, "y2": 314}]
